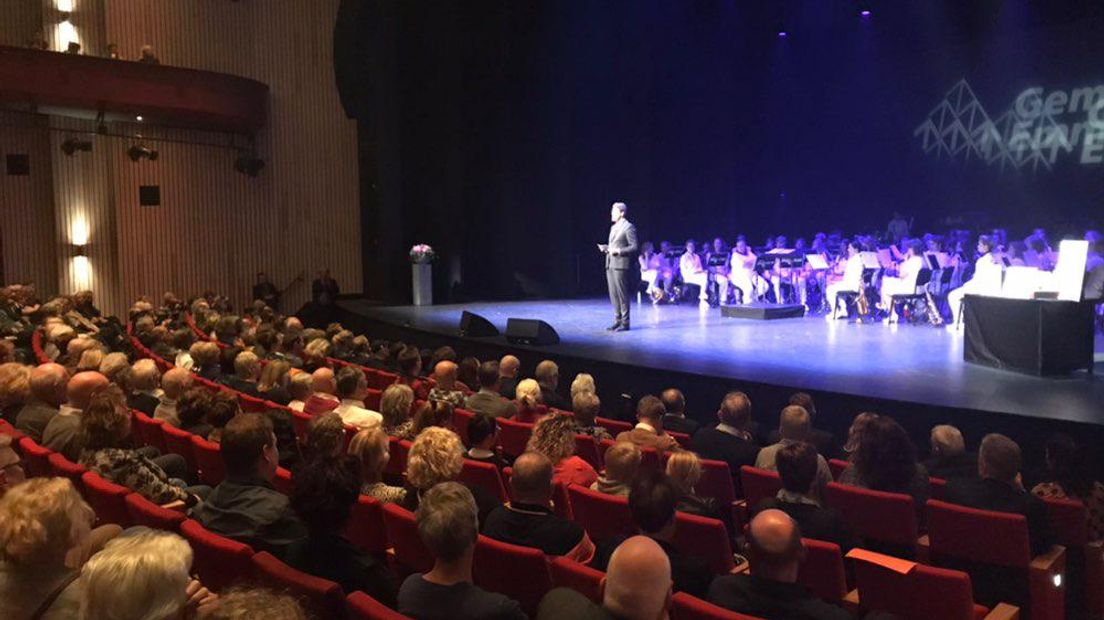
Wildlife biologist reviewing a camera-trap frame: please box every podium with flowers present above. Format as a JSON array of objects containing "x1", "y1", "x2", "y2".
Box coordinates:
[{"x1": 410, "y1": 244, "x2": 434, "y2": 306}]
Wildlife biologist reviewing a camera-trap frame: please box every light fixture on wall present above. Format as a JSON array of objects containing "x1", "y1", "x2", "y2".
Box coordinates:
[
  {"x1": 127, "y1": 144, "x2": 158, "y2": 162},
  {"x1": 234, "y1": 151, "x2": 265, "y2": 177},
  {"x1": 61, "y1": 138, "x2": 92, "y2": 156},
  {"x1": 73, "y1": 243, "x2": 87, "y2": 257}
]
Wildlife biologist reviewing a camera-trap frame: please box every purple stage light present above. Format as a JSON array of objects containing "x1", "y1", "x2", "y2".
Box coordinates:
[
  {"x1": 860, "y1": 9, "x2": 871, "y2": 17},
  {"x1": 777, "y1": 30, "x2": 787, "y2": 38}
]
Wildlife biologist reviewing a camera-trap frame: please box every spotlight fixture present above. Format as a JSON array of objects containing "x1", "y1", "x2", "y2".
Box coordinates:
[
  {"x1": 860, "y1": 9, "x2": 871, "y2": 17},
  {"x1": 234, "y1": 152, "x2": 265, "y2": 177},
  {"x1": 127, "y1": 144, "x2": 158, "y2": 162},
  {"x1": 777, "y1": 30, "x2": 788, "y2": 38},
  {"x1": 135, "y1": 115, "x2": 143, "y2": 122},
  {"x1": 61, "y1": 138, "x2": 92, "y2": 156}
]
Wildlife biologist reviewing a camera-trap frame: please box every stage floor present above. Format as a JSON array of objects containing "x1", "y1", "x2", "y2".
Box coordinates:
[{"x1": 339, "y1": 298, "x2": 1104, "y2": 426}]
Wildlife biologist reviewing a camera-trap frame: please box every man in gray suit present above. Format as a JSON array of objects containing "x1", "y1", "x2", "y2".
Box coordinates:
[{"x1": 601, "y1": 202, "x2": 638, "y2": 331}]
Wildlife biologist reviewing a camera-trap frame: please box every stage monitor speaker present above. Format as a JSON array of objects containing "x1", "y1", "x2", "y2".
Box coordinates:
[
  {"x1": 459, "y1": 311, "x2": 498, "y2": 337},
  {"x1": 505, "y1": 318, "x2": 560, "y2": 345}
]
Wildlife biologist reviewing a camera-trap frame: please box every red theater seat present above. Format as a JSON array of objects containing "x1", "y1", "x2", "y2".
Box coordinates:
[
  {"x1": 825, "y1": 482, "x2": 918, "y2": 558},
  {"x1": 364, "y1": 388, "x2": 383, "y2": 412},
  {"x1": 161, "y1": 423, "x2": 198, "y2": 473},
  {"x1": 497, "y1": 417, "x2": 533, "y2": 458},
  {"x1": 81, "y1": 471, "x2": 132, "y2": 527},
  {"x1": 18, "y1": 436, "x2": 53, "y2": 477},
  {"x1": 797, "y1": 538, "x2": 848, "y2": 603},
  {"x1": 549, "y1": 556, "x2": 604, "y2": 603},
  {"x1": 252, "y1": 551, "x2": 346, "y2": 619},
  {"x1": 473, "y1": 535, "x2": 553, "y2": 616},
  {"x1": 567, "y1": 484, "x2": 634, "y2": 542},
  {"x1": 382, "y1": 503, "x2": 433, "y2": 575},
  {"x1": 273, "y1": 466, "x2": 294, "y2": 494},
  {"x1": 671, "y1": 592, "x2": 766, "y2": 619},
  {"x1": 739, "y1": 466, "x2": 782, "y2": 508},
  {"x1": 191, "y1": 435, "x2": 226, "y2": 486},
  {"x1": 596, "y1": 417, "x2": 633, "y2": 435},
  {"x1": 131, "y1": 411, "x2": 167, "y2": 454},
  {"x1": 1041, "y1": 496, "x2": 1102, "y2": 616},
  {"x1": 125, "y1": 492, "x2": 186, "y2": 531},
  {"x1": 347, "y1": 591, "x2": 413, "y2": 620},
  {"x1": 828, "y1": 458, "x2": 850, "y2": 480},
  {"x1": 672, "y1": 511, "x2": 735, "y2": 574},
  {"x1": 344, "y1": 494, "x2": 389, "y2": 557},
  {"x1": 180, "y1": 519, "x2": 254, "y2": 591},
  {"x1": 600, "y1": 438, "x2": 660, "y2": 473},
  {"x1": 452, "y1": 407, "x2": 475, "y2": 444},
  {"x1": 47, "y1": 451, "x2": 87, "y2": 489},
  {"x1": 574, "y1": 434, "x2": 603, "y2": 470},
  {"x1": 383, "y1": 437, "x2": 410, "y2": 479},
  {"x1": 459, "y1": 458, "x2": 510, "y2": 504}
]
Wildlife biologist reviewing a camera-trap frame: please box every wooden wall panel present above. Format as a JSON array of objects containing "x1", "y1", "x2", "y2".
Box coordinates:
[
  {"x1": 0, "y1": 1, "x2": 43, "y2": 48},
  {"x1": 0, "y1": 112, "x2": 58, "y2": 296}
]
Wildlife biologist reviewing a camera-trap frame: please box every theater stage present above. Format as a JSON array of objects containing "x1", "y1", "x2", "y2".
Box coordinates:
[{"x1": 337, "y1": 298, "x2": 1104, "y2": 430}]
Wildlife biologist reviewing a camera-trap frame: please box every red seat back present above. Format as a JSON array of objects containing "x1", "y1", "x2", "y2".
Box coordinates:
[
  {"x1": 473, "y1": 535, "x2": 552, "y2": 616},
  {"x1": 497, "y1": 417, "x2": 533, "y2": 458},
  {"x1": 180, "y1": 519, "x2": 255, "y2": 591},
  {"x1": 600, "y1": 438, "x2": 660, "y2": 474},
  {"x1": 669, "y1": 430, "x2": 692, "y2": 449},
  {"x1": 364, "y1": 388, "x2": 383, "y2": 413},
  {"x1": 372, "y1": 371, "x2": 398, "y2": 391},
  {"x1": 739, "y1": 466, "x2": 782, "y2": 508},
  {"x1": 0, "y1": 419, "x2": 24, "y2": 440},
  {"x1": 291, "y1": 409, "x2": 313, "y2": 446},
  {"x1": 825, "y1": 482, "x2": 918, "y2": 550},
  {"x1": 125, "y1": 492, "x2": 186, "y2": 531},
  {"x1": 273, "y1": 466, "x2": 294, "y2": 495},
  {"x1": 595, "y1": 416, "x2": 633, "y2": 434},
  {"x1": 567, "y1": 484, "x2": 635, "y2": 542},
  {"x1": 191, "y1": 435, "x2": 226, "y2": 486},
  {"x1": 696, "y1": 458, "x2": 737, "y2": 508},
  {"x1": 343, "y1": 494, "x2": 389, "y2": 557},
  {"x1": 47, "y1": 451, "x2": 87, "y2": 489},
  {"x1": 549, "y1": 556, "x2": 605, "y2": 603},
  {"x1": 459, "y1": 458, "x2": 510, "y2": 504},
  {"x1": 930, "y1": 476, "x2": 947, "y2": 501},
  {"x1": 574, "y1": 434, "x2": 603, "y2": 470},
  {"x1": 1042, "y1": 496, "x2": 1088, "y2": 548},
  {"x1": 853, "y1": 550, "x2": 985, "y2": 620},
  {"x1": 926, "y1": 499, "x2": 1031, "y2": 569},
  {"x1": 18, "y1": 436, "x2": 52, "y2": 477},
  {"x1": 161, "y1": 423, "x2": 198, "y2": 473},
  {"x1": 346, "y1": 591, "x2": 413, "y2": 620},
  {"x1": 672, "y1": 512, "x2": 735, "y2": 573},
  {"x1": 797, "y1": 538, "x2": 848, "y2": 602},
  {"x1": 382, "y1": 503, "x2": 433, "y2": 574},
  {"x1": 252, "y1": 551, "x2": 346, "y2": 619},
  {"x1": 131, "y1": 411, "x2": 167, "y2": 454},
  {"x1": 828, "y1": 458, "x2": 850, "y2": 480},
  {"x1": 383, "y1": 437, "x2": 410, "y2": 479},
  {"x1": 80, "y1": 471, "x2": 132, "y2": 526},
  {"x1": 671, "y1": 592, "x2": 766, "y2": 619},
  {"x1": 238, "y1": 393, "x2": 269, "y2": 413},
  {"x1": 452, "y1": 407, "x2": 475, "y2": 445}
]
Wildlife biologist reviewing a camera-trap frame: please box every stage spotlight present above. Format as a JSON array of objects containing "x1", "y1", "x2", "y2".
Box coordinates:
[
  {"x1": 61, "y1": 138, "x2": 92, "y2": 156},
  {"x1": 127, "y1": 144, "x2": 158, "y2": 162},
  {"x1": 234, "y1": 152, "x2": 265, "y2": 177},
  {"x1": 777, "y1": 30, "x2": 788, "y2": 38}
]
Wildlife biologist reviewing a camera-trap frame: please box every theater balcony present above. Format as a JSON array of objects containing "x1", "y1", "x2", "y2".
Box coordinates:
[{"x1": 0, "y1": 45, "x2": 268, "y2": 134}]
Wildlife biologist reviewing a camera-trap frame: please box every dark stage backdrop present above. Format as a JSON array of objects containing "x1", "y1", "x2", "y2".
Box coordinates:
[{"x1": 339, "y1": 0, "x2": 1104, "y2": 302}]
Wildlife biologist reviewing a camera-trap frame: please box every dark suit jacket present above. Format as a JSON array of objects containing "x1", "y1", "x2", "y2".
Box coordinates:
[
  {"x1": 923, "y1": 452, "x2": 978, "y2": 481},
  {"x1": 662, "y1": 414, "x2": 700, "y2": 436},
  {"x1": 539, "y1": 384, "x2": 569, "y2": 411},
  {"x1": 465, "y1": 390, "x2": 518, "y2": 419},
  {"x1": 943, "y1": 477, "x2": 1052, "y2": 555},
  {"x1": 692, "y1": 426, "x2": 761, "y2": 495},
  {"x1": 537, "y1": 588, "x2": 616, "y2": 620},
  {"x1": 498, "y1": 377, "x2": 518, "y2": 400},
  {"x1": 127, "y1": 392, "x2": 161, "y2": 416},
  {"x1": 605, "y1": 219, "x2": 638, "y2": 270}
]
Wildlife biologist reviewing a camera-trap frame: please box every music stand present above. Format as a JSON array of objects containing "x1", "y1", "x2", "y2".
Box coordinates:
[{"x1": 806, "y1": 254, "x2": 829, "y2": 270}]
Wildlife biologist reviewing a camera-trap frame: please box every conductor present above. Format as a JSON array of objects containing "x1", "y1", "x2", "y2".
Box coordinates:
[{"x1": 599, "y1": 202, "x2": 638, "y2": 332}]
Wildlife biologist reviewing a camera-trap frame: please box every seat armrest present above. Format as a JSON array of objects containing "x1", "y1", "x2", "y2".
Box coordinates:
[
  {"x1": 160, "y1": 500, "x2": 187, "y2": 512},
  {"x1": 983, "y1": 603, "x2": 1021, "y2": 620},
  {"x1": 1030, "y1": 545, "x2": 1066, "y2": 573},
  {"x1": 840, "y1": 589, "x2": 861, "y2": 614},
  {"x1": 916, "y1": 534, "x2": 930, "y2": 563}
]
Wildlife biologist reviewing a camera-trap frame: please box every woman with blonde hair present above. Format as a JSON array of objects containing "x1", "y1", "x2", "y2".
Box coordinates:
[
  {"x1": 399, "y1": 427, "x2": 500, "y2": 523},
  {"x1": 302, "y1": 338, "x2": 331, "y2": 373},
  {"x1": 380, "y1": 383, "x2": 415, "y2": 439},
  {"x1": 287, "y1": 371, "x2": 312, "y2": 411},
  {"x1": 527, "y1": 413, "x2": 598, "y2": 488},
  {"x1": 0, "y1": 362, "x2": 30, "y2": 421},
  {"x1": 257, "y1": 359, "x2": 292, "y2": 405},
  {"x1": 569, "y1": 373, "x2": 596, "y2": 399},
  {"x1": 666, "y1": 450, "x2": 725, "y2": 523},
  {"x1": 348, "y1": 426, "x2": 406, "y2": 503},
  {"x1": 513, "y1": 378, "x2": 546, "y2": 423}
]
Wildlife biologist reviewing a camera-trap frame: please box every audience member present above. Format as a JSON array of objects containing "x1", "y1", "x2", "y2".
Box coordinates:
[
  {"x1": 348, "y1": 426, "x2": 407, "y2": 504},
  {"x1": 842, "y1": 412, "x2": 878, "y2": 456},
  {"x1": 483, "y1": 451, "x2": 595, "y2": 562},
  {"x1": 287, "y1": 371, "x2": 312, "y2": 411},
  {"x1": 591, "y1": 441, "x2": 641, "y2": 497},
  {"x1": 197, "y1": 586, "x2": 307, "y2": 620},
  {"x1": 924, "y1": 424, "x2": 976, "y2": 480},
  {"x1": 381, "y1": 383, "x2": 416, "y2": 439},
  {"x1": 708, "y1": 509, "x2": 850, "y2": 619},
  {"x1": 395, "y1": 346, "x2": 431, "y2": 400},
  {"x1": 42, "y1": 370, "x2": 110, "y2": 461},
  {"x1": 288, "y1": 456, "x2": 398, "y2": 606},
  {"x1": 0, "y1": 435, "x2": 25, "y2": 494},
  {"x1": 592, "y1": 471, "x2": 713, "y2": 598},
  {"x1": 303, "y1": 367, "x2": 340, "y2": 415},
  {"x1": 78, "y1": 527, "x2": 218, "y2": 620},
  {"x1": 756, "y1": 405, "x2": 832, "y2": 501},
  {"x1": 1031, "y1": 434, "x2": 1104, "y2": 541},
  {"x1": 256, "y1": 359, "x2": 292, "y2": 405},
  {"x1": 660, "y1": 388, "x2": 699, "y2": 436},
  {"x1": 400, "y1": 427, "x2": 501, "y2": 525},
  {"x1": 222, "y1": 351, "x2": 262, "y2": 398},
  {"x1": 464, "y1": 413, "x2": 506, "y2": 468},
  {"x1": 205, "y1": 390, "x2": 242, "y2": 443},
  {"x1": 768, "y1": 393, "x2": 840, "y2": 459},
  {"x1": 428, "y1": 361, "x2": 467, "y2": 406},
  {"x1": 571, "y1": 391, "x2": 611, "y2": 441},
  {"x1": 14, "y1": 362, "x2": 67, "y2": 441},
  {"x1": 535, "y1": 360, "x2": 568, "y2": 410},
  {"x1": 398, "y1": 482, "x2": 526, "y2": 620},
  {"x1": 155, "y1": 366, "x2": 192, "y2": 426},
  {"x1": 465, "y1": 361, "x2": 518, "y2": 419},
  {"x1": 457, "y1": 357, "x2": 481, "y2": 394},
  {"x1": 411, "y1": 400, "x2": 454, "y2": 437},
  {"x1": 334, "y1": 366, "x2": 383, "y2": 430},
  {"x1": 0, "y1": 362, "x2": 30, "y2": 422},
  {"x1": 79, "y1": 385, "x2": 203, "y2": 506},
  {"x1": 752, "y1": 441, "x2": 856, "y2": 552},
  {"x1": 496, "y1": 355, "x2": 520, "y2": 399},
  {"x1": 99, "y1": 351, "x2": 131, "y2": 388},
  {"x1": 305, "y1": 412, "x2": 346, "y2": 462},
  {"x1": 569, "y1": 373, "x2": 595, "y2": 401},
  {"x1": 838, "y1": 415, "x2": 929, "y2": 509},
  {"x1": 665, "y1": 450, "x2": 730, "y2": 530},
  {"x1": 191, "y1": 413, "x2": 307, "y2": 558},
  {"x1": 177, "y1": 387, "x2": 214, "y2": 438},
  {"x1": 693, "y1": 392, "x2": 760, "y2": 493},
  {"x1": 527, "y1": 413, "x2": 598, "y2": 487},
  {"x1": 537, "y1": 536, "x2": 672, "y2": 620},
  {"x1": 125, "y1": 358, "x2": 162, "y2": 415},
  {"x1": 616, "y1": 395, "x2": 678, "y2": 452}
]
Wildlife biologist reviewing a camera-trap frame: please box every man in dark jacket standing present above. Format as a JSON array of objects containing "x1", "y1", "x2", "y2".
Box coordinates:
[{"x1": 601, "y1": 202, "x2": 638, "y2": 332}]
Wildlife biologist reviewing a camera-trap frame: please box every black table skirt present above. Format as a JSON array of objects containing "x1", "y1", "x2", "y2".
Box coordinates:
[{"x1": 963, "y1": 295, "x2": 1095, "y2": 376}]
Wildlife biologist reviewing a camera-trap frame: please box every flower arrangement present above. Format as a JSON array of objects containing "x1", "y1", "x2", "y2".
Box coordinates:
[{"x1": 409, "y1": 244, "x2": 435, "y2": 264}]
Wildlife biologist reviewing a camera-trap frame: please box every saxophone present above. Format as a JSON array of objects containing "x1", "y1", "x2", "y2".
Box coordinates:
[
  {"x1": 924, "y1": 288, "x2": 943, "y2": 326},
  {"x1": 856, "y1": 284, "x2": 870, "y2": 318}
]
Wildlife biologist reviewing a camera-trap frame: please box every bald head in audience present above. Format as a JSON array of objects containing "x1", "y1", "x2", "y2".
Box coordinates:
[
  {"x1": 499, "y1": 355, "x2": 520, "y2": 380},
  {"x1": 67, "y1": 371, "x2": 110, "y2": 410},
  {"x1": 778, "y1": 405, "x2": 810, "y2": 442},
  {"x1": 30, "y1": 363, "x2": 69, "y2": 407},
  {"x1": 747, "y1": 509, "x2": 805, "y2": 583},
  {"x1": 930, "y1": 424, "x2": 965, "y2": 458},
  {"x1": 603, "y1": 535, "x2": 672, "y2": 620},
  {"x1": 510, "y1": 451, "x2": 554, "y2": 506},
  {"x1": 311, "y1": 368, "x2": 336, "y2": 395},
  {"x1": 161, "y1": 367, "x2": 192, "y2": 400},
  {"x1": 433, "y1": 361, "x2": 459, "y2": 390},
  {"x1": 717, "y1": 391, "x2": 752, "y2": 429}
]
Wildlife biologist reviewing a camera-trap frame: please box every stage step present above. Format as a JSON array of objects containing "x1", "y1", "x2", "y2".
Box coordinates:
[{"x1": 720, "y1": 302, "x2": 805, "y2": 320}]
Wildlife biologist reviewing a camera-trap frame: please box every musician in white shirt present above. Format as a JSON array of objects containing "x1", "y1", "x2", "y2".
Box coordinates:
[
  {"x1": 639, "y1": 242, "x2": 662, "y2": 298},
  {"x1": 947, "y1": 235, "x2": 1001, "y2": 324},
  {"x1": 720, "y1": 237, "x2": 764, "y2": 304},
  {"x1": 826, "y1": 241, "x2": 864, "y2": 317},
  {"x1": 879, "y1": 239, "x2": 926, "y2": 310},
  {"x1": 679, "y1": 240, "x2": 710, "y2": 302}
]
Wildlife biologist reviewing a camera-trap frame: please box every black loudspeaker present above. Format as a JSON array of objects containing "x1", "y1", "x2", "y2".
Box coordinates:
[
  {"x1": 333, "y1": 0, "x2": 375, "y2": 119},
  {"x1": 139, "y1": 185, "x2": 160, "y2": 206},
  {"x1": 459, "y1": 311, "x2": 498, "y2": 337},
  {"x1": 505, "y1": 318, "x2": 560, "y2": 345}
]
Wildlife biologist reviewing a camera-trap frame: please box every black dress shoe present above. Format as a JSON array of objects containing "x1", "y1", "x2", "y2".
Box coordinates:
[
  {"x1": 613, "y1": 324, "x2": 630, "y2": 332},
  {"x1": 606, "y1": 323, "x2": 622, "y2": 331}
]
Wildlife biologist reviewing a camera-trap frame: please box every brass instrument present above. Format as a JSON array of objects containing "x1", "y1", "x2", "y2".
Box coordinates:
[
  {"x1": 856, "y1": 284, "x2": 870, "y2": 319},
  {"x1": 924, "y1": 289, "x2": 943, "y2": 326}
]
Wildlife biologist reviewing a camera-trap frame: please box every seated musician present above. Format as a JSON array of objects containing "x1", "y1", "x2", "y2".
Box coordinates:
[
  {"x1": 825, "y1": 240, "x2": 864, "y2": 316},
  {"x1": 638, "y1": 242, "x2": 664, "y2": 300},
  {"x1": 679, "y1": 240, "x2": 710, "y2": 303},
  {"x1": 706, "y1": 238, "x2": 730, "y2": 303},
  {"x1": 769, "y1": 235, "x2": 795, "y2": 303},
  {"x1": 947, "y1": 235, "x2": 1002, "y2": 324},
  {"x1": 722, "y1": 236, "x2": 764, "y2": 305},
  {"x1": 879, "y1": 239, "x2": 926, "y2": 310},
  {"x1": 654, "y1": 241, "x2": 677, "y2": 294}
]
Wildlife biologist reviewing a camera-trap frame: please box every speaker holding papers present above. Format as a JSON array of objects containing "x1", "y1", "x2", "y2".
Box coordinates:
[
  {"x1": 505, "y1": 318, "x2": 560, "y2": 345},
  {"x1": 459, "y1": 311, "x2": 499, "y2": 337}
]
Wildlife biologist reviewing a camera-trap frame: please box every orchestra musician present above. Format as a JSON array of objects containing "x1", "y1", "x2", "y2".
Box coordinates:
[
  {"x1": 706, "y1": 238, "x2": 730, "y2": 303},
  {"x1": 825, "y1": 240, "x2": 864, "y2": 317},
  {"x1": 655, "y1": 241, "x2": 677, "y2": 294},
  {"x1": 639, "y1": 242, "x2": 663, "y2": 300},
  {"x1": 947, "y1": 235, "x2": 1002, "y2": 324},
  {"x1": 679, "y1": 240, "x2": 710, "y2": 303},
  {"x1": 878, "y1": 239, "x2": 925, "y2": 310},
  {"x1": 722, "y1": 236, "x2": 765, "y2": 305}
]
